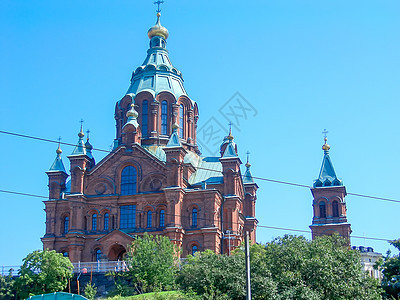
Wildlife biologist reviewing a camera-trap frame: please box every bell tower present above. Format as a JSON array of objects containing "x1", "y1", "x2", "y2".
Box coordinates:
[{"x1": 309, "y1": 134, "x2": 352, "y2": 243}]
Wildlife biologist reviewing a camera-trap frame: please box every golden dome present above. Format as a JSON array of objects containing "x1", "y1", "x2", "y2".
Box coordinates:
[
  {"x1": 56, "y1": 146, "x2": 62, "y2": 155},
  {"x1": 126, "y1": 104, "x2": 138, "y2": 119},
  {"x1": 148, "y1": 13, "x2": 169, "y2": 40},
  {"x1": 172, "y1": 122, "x2": 179, "y2": 130},
  {"x1": 322, "y1": 137, "x2": 330, "y2": 151}
]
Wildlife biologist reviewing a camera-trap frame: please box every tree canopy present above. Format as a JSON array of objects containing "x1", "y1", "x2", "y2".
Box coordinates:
[
  {"x1": 14, "y1": 249, "x2": 73, "y2": 299},
  {"x1": 178, "y1": 235, "x2": 381, "y2": 300},
  {"x1": 123, "y1": 233, "x2": 178, "y2": 294},
  {"x1": 380, "y1": 238, "x2": 400, "y2": 299}
]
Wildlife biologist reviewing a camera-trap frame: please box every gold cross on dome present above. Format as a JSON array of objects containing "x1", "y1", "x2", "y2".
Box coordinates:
[
  {"x1": 154, "y1": 0, "x2": 164, "y2": 13},
  {"x1": 322, "y1": 129, "x2": 328, "y2": 139}
]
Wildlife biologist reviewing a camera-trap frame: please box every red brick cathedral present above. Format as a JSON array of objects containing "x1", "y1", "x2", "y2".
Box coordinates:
[{"x1": 42, "y1": 12, "x2": 258, "y2": 262}]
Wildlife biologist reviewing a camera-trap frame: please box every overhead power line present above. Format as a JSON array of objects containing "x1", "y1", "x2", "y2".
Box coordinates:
[
  {"x1": 0, "y1": 189, "x2": 395, "y2": 243},
  {"x1": 1, "y1": 129, "x2": 400, "y2": 204}
]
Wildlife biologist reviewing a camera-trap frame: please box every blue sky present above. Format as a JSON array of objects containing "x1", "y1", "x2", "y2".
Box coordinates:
[{"x1": 0, "y1": 0, "x2": 399, "y2": 265}]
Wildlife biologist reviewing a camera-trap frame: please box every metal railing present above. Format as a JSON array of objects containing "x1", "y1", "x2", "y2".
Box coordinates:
[
  {"x1": 73, "y1": 260, "x2": 128, "y2": 274},
  {"x1": 0, "y1": 261, "x2": 127, "y2": 276}
]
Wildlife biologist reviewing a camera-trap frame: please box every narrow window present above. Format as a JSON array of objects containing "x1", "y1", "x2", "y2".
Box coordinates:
[
  {"x1": 147, "y1": 211, "x2": 152, "y2": 228},
  {"x1": 121, "y1": 166, "x2": 137, "y2": 195},
  {"x1": 192, "y1": 245, "x2": 198, "y2": 255},
  {"x1": 319, "y1": 202, "x2": 326, "y2": 218},
  {"x1": 63, "y1": 216, "x2": 69, "y2": 234},
  {"x1": 179, "y1": 104, "x2": 184, "y2": 139},
  {"x1": 142, "y1": 100, "x2": 148, "y2": 137},
  {"x1": 332, "y1": 201, "x2": 339, "y2": 217},
  {"x1": 120, "y1": 205, "x2": 136, "y2": 229},
  {"x1": 96, "y1": 249, "x2": 102, "y2": 261},
  {"x1": 192, "y1": 208, "x2": 198, "y2": 227},
  {"x1": 161, "y1": 101, "x2": 168, "y2": 135},
  {"x1": 92, "y1": 214, "x2": 97, "y2": 231},
  {"x1": 159, "y1": 209, "x2": 165, "y2": 228},
  {"x1": 104, "y1": 213, "x2": 109, "y2": 231}
]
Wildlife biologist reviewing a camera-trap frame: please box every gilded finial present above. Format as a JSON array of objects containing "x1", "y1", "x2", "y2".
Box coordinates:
[
  {"x1": 56, "y1": 137, "x2": 62, "y2": 155},
  {"x1": 78, "y1": 119, "x2": 85, "y2": 138},
  {"x1": 172, "y1": 122, "x2": 179, "y2": 132},
  {"x1": 227, "y1": 122, "x2": 234, "y2": 140},
  {"x1": 86, "y1": 129, "x2": 90, "y2": 142},
  {"x1": 126, "y1": 103, "x2": 139, "y2": 119},
  {"x1": 148, "y1": 1, "x2": 169, "y2": 40},
  {"x1": 245, "y1": 151, "x2": 251, "y2": 168},
  {"x1": 322, "y1": 129, "x2": 330, "y2": 152}
]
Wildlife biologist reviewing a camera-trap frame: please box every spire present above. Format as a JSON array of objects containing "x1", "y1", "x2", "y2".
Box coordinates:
[
  {"x1": 243, "y1": 151, "x2": 254, "y2": 184},
  {"x1": 166, "y1": 122, "x2": 182, "y2": 147},
  {"x1": 313, "y1": 131, "x2": 342, "y2": 188},
  {"x1": 70, "y1": 120, "x2": 87, "y2": 156},
  {"x1": 48, "y1": 138, "x2": 67, "y2": 174}
]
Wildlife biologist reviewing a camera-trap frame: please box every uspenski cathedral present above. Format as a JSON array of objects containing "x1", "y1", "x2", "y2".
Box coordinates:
[
  {"x1": 42, "y1": 6, "x2": 356, "y2": 263},
  {"x1": 42, "y1": 11, "x2": 258, "y2": 262}
]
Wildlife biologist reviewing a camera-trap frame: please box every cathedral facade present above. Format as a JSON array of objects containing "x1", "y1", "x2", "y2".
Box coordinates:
[{"x1": 42, "y1": 13, "x2": 258, "y2": 262}]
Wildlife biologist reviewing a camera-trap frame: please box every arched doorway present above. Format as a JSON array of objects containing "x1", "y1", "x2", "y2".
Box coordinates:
[{"x1": 108, "y1": 244, "x2": 127, "y2": 261}]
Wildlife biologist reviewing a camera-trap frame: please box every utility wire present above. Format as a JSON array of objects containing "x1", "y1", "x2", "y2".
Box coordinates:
[
  {"x1": 1, "y1": 129, "x2": 400, "y2": 205},
  {"x1": 0, "y1": 189, "x2": 394, "y2": 243}
]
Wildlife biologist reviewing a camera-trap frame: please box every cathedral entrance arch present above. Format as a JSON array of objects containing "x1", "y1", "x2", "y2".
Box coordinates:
[{"x1": 108, "y1": 244, "x2": 127, "y2": 261}]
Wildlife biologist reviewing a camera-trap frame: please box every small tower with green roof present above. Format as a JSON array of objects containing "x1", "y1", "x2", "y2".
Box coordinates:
[
  {"x1": 309, "y1": 135, "x2": 352, "y2": 243},
  {"x1": 46, "y1": 140, "x2": 68, "y2": 200}
]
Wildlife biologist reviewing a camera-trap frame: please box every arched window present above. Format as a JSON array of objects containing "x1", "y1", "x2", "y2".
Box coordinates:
[
  {"x1": 179, "y1": 104, "x2": 184, "y2": 139},
  {"x1": 192, "y1": 245, "x2": 198, "y2": 255},
  {"x1": 161, "y1": 101, "x2": 168, "y2": 135},
  {"x1": 319, "y1": 201, "x2": 326, "y2": 218},
  {"x1": 92, "y1": 214, "x2": 97, "y2": 231},
  {"x1": 121, "y1": 166, "x2": 137, "y2": 195},
  {"x1": 159, "y1": 209, "x2": 165, "y2": 228},
  {"x1": 142, "y1": 100, "x2": 148, "y2": 137},
  {"x1": 95, "y1": 249, "x2": 102, "y2": 261},
  {"x1": 147, "y1": 211, "x2": 152, "y2": 228},
  {"x1": 63, "y1": 216, "x2": 69, "y2": 234},
  {"x1": 192, "y1": 208, "x2": 198, "y2": 227},
  {"x1": 332, "y1": 201, "x2": 339, "y2": 217},
  {"x1": 104, "y1": 213, "x2": 109, "y2": 231}
]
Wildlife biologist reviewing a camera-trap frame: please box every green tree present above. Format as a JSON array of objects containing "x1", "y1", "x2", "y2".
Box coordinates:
[
  {"x1": 14, "y1": 249, "x2": 73, "y2": 299},
  {"x1": 263, "y1": 235, "x2": 381, "y2": 300},
  {"x1": 0, "y1": 270, "x2": 16, "y2": 300},
  {"x1": 177, "y1": 248, "x2": 278, "y2": 300},
  {"x1": 84, "y1": 282, "x2": 97, "y2": 300},
  {"x1": 380, "y1": 238, "x2": 400, "y2": 299},
  {"x1": 124, "y1": 233, "x2": 178, "y2": 294}
]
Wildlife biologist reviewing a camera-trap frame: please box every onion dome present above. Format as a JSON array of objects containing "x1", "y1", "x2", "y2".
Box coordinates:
[
  {"x1": 148, "y1": 13, "x2": 169, "y2": 40},
  {"x1": 124, "y1": 104, "x2": 140, "y2": 128}
]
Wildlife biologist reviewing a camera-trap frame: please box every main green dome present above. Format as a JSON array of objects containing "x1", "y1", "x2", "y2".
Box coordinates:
[{"x1": 126, "y1": 13, "x2": 187, "y2": 99}]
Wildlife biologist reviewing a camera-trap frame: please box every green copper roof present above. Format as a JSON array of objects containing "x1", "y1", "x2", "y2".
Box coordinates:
[
  {"x1": 70, "y1": 128, "x2": 87, "y2": 156},
  {"x1": 313, "y1": 139, "x2": 343, "y2": 188},
  {"x1": 48, "y1": 145, "x2": 67, "y2": 174},
  {"x1": 165, "y1": 125, "x2": 182, "y2": 147},
  {"x1": 126, "y1": 16, "x2": 188, "y2": 100},
  {"x1": 243, "y1": 163, "x2": 254, "y2": 184},
  {"x1": 222, "y1": 140, "x2": 238, "y2": 158}
]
